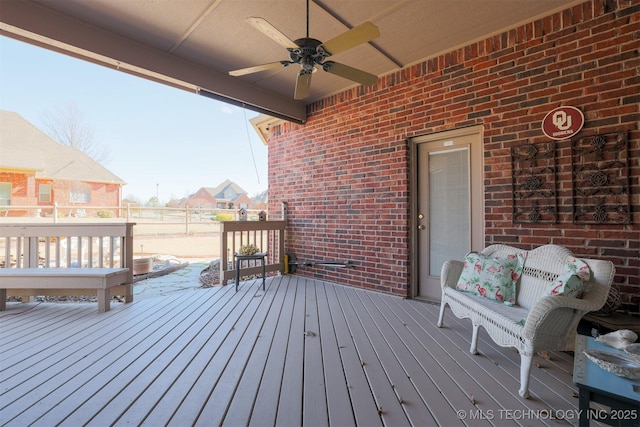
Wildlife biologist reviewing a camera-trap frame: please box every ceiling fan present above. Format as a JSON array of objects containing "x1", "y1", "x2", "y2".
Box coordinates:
[{"x1": 228, "y1": 0, "x2": 380, "y2": 100}]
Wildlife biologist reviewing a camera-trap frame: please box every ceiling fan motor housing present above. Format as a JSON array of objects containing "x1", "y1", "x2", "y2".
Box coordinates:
[
  {"x1": 229, "y1": 15, "x2": 380, "y2": 99},
  {"x1": 290, "y1": 38, "x2": 327, "y2": 71}
]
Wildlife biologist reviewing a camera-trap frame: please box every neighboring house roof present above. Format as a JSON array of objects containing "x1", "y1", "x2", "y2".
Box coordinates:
[
  {"x1": 178, "y1": 180, "x2": 250, "y2": 208},
  {"x1": 204, "y1": 180, "x2": 248, "y2": 201},
  {"x1": 0, "y1": 110, "x2": 125, "y2": 185},
  {"x1": 0, "y1": 111, "x2": 46, "y2": 172}
]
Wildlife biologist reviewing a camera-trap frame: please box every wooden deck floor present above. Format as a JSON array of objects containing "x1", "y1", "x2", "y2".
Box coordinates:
[{"x1": 1, "y1": 275, "x2": 584, "y2": 426}]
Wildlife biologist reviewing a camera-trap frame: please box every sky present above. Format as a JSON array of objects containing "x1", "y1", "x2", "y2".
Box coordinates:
[{"x1": 0, "y1": 36, "x2": 268, "y2": 203}]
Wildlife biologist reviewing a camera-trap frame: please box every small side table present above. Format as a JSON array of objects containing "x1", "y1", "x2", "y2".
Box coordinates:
[
  {"x1": 581, "y1": 312, "x2": 640, "y2": 336},
  {"x1": 573, "y1": 334, "x2": 640, "y2": 426},
  {"x1": 234, "y1": 252, "x2": 267, "y2": 292}
]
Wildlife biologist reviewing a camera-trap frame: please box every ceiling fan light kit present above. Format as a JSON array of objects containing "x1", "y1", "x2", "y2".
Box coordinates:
[{"x1": 229, "y1": 2, "x2": 380, "y2": 100}]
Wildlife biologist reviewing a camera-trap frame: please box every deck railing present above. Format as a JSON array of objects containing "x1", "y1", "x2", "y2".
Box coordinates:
[
  {"x1": 0, "y1": 219, "x2": 285, "y2": 286},
  {"x1": 219, "y1": 221, "x2": 286, "y2": 284},
  {"x1": 0, "y1": 222, "x2": 136, "y2": 302},
  {"x1": 0, "y1": 223, "x2": 135, "y2": 270}
]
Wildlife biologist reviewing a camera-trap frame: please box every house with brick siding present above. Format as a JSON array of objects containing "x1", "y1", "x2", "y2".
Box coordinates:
[
  {"x1": 177, "y1": 180, "x2": 254, "y2": 210},
  {"x1": 262, "y1": 0, "x2": 639, "y2": 309},
  {"x1": 0, "y1": 110, "x2": 125, "y2": 217}
]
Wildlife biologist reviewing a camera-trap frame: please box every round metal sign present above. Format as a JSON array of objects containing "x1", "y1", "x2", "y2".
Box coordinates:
[{"x1": 541, "y1": 106, "x2": 584, "y2": 140}]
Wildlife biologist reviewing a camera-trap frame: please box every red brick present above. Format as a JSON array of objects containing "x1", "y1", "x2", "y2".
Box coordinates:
[{"x1": 268, "y1": 0, "x2": 639, "y2": 299}]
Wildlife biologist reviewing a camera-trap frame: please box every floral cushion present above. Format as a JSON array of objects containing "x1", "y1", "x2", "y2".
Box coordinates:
[
  {"x1": 455, "y1": 252, "x2": 526, "y2": 305},
  {"x1": 545, "y1": 256, "x2": 590, "y2": 298}
]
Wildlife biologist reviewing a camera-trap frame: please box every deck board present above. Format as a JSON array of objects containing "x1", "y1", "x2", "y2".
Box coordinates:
[
  {"x1": 324, "y1": 276, "x2": 382, "y2": 427},
  {"x1": 364, "y1": 291, "x2": 474, "y2": 426},
  {"x1": 334, "y1": 285, "x2": 412, "y2": 426},
  {"x1": 119, "y1": 287, "x2": 234, "y2": 425},
  {"x1": 163, "y1": 283, "x2": 266, "y2": 426},
  {"x1": 199, "y1": 279, "x2": 284, "y2": 426},
  {"x1": 315, "y1": 278, "x2": 358, "y2": 427},
  {"x1": 346, "y1": 285, "x2": 438, "y2": 426},
  {"x1": 302, "y1": 278, "x2": 328, "y2": 427},
  {"x1": 222, "y1": 275, "x2": 287, "y2": 426},
  {"x1": 99, "y1": 287, "x2": 236, "y2": 425},
  {"x1": 275, "y1": 276, "x2": 306, "y2": 427},
  {"x1": 2, "y1": 302, "x2": 173, "y2": 424},
  {"x1": 0, "y1": 275, "x2": 582, "y2": 426},
  {"x1": 248, "y1": 275, "x2": 299, "y2": 427},
  {"x1": 38, "y1": 289, "x2": 217, "y2": 426}
]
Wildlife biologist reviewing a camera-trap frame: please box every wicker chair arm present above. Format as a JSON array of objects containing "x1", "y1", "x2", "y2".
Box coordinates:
[
  {"x1": 441, "y1": 260, "x2": 464, "y2": 290},
  {"x1": 523, "y1": 295, "x2": 601, "y2": 339}
]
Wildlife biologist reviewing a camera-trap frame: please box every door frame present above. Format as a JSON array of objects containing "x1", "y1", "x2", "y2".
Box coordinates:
[{"x1": 408, "y1": 125, "x2": 485, "y2": 299}]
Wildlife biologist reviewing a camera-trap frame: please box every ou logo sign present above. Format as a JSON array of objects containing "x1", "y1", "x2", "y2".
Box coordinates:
[{"x1": 542, "y1": 106, "x2": 584, "y2": 140}]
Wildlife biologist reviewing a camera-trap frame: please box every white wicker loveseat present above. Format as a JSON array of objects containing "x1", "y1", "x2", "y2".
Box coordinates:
[{"x1": 437, "y1": 244, "x2": 615, "y2": 398}]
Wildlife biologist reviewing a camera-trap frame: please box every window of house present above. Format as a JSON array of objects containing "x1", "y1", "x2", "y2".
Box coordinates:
[
  {"x1": 70, "y1": 189, "x2": 90, "y2": 203},
  {"x1": 39, "y1": 184, "x2": 52, "y2": 202},
  {"x1": 0, "y1": 182, "x2": 11, "y2": 206}
]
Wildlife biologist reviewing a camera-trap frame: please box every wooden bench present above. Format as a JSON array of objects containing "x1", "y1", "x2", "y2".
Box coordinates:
[
  {"x1": 0, "y1": 268, "x2": 130, "y2": 312},
  {"x1": 1, "y1": 222, "x2": 135, "y2": 312}
]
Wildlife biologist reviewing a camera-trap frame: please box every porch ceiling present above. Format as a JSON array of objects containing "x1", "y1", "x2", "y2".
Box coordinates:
[{"x1": 0, "y1": 0, "x2": 584, "y2": 123}]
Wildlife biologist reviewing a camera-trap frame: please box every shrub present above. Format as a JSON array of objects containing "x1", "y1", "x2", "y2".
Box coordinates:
[
  {"x1": 97, "y1": 210, "x2": 113, "y2": 218},
  {"x1": 238, "y1": 244, "x2": 261, "y2": 255},
  {"x1": 215, "y1": 213, "x2": 234, "y2": 222}
]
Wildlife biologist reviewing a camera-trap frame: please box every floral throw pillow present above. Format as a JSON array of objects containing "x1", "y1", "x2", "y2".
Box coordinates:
[
  {"x1": 455, "y1": 252, "x2": 526, "y2": 305},
  {"x1": 545, "y1": 256, "x2": 590, "y2": 298}
]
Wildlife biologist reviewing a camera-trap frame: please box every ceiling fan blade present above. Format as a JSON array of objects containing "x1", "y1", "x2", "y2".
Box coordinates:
[
  {"x1": 229, "y1": 61, "x2": 289, "y2": 77},
  {"x1": 323, "y1": 61, "x2": 377, "y2": 86},
  {"x1": 319, "y1": 22, "x2": 380, "y2": 56},
  {"x1": 246, "y1": 17, "x2": 298, "y2": 50},
  {"x1": 294, "y1": 71, "x2": 312, "y2": 100}
]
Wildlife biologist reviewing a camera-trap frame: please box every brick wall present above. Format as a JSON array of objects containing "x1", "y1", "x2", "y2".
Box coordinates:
[
  {"x1": 0, "y1": 171, "x2": 121, "y2": 217},
  {"x1": 0, "y1": 172, "x2": 34, "y2": 203},
  {"x1": 86, "y1": 182, "x2": 121, "y2": 207},
  {"x1": 0, "y1": 172, "x2": 36, "y2": 216},
  {"x1": 268, "y1": 0, "x2": 639, "y2": 305}
]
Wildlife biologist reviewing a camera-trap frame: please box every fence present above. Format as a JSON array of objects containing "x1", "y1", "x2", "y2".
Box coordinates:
[{"x1": 1, "y1": 205, "x2": 271, "y2": 233}]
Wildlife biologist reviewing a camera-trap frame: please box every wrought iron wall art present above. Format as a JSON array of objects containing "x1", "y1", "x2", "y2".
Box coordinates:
[
  {"x1": 511, "y1": 141, "x2": 557, "y2": 223},
  {"x1": 572, "y1": 132, "x2": 630, "y2": 224}
]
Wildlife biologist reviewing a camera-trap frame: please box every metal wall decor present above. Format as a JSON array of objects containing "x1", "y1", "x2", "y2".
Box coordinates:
[
  {"x1": 572, "y1": 132, "x2": 630, "y2": 224},
  {"x1": 511, "y1": 141, "x2": 557, "y2": 223}
]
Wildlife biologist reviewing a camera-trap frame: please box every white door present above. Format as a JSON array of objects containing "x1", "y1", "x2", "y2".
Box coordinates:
[{"x1": 413, "y1": 127, "x2": 484, "y2": 301}]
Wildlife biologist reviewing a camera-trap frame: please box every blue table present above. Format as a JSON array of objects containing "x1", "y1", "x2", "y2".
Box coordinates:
[
  {"x1": 234, "y1": 252, "x2": 267, "y2": 292},
  {"x1": 573, "y1": 334, "x2": 640, "y2": 426}
]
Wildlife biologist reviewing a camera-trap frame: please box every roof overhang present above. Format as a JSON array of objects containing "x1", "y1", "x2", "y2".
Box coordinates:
[
  {"x1": 0, "y1": 0, "x2": 308, "y2": 123},
  {"x1": 1, "y1": 0, "x2": 586, "y2": 126}
]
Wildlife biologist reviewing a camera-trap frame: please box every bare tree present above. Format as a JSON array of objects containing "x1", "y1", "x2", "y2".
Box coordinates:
[{"x1": 42, "y1": 101, "x2": 110, "y2": 164}]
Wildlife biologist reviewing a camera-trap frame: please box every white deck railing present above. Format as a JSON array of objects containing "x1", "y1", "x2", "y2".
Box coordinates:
[{"x1": 219, "y1": 221, "x2": 286, "y2": 283}]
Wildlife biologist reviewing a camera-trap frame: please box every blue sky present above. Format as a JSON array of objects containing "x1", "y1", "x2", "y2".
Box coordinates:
[{"x1": 0, "y1": 36, "x2": 268, "y2": 202}]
